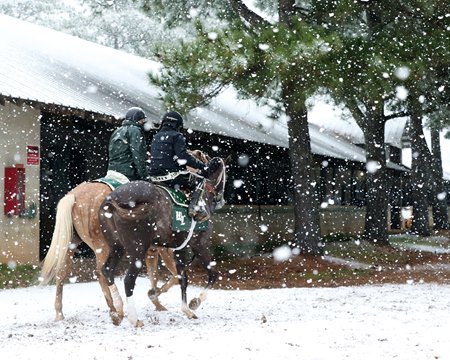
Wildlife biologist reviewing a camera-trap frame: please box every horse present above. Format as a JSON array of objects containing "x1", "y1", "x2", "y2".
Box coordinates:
[
  {"x1": 98, "y1": 157, "x2": 226, "y2": 327},
  {"x1": 39, "y1": 182, "x2": 179, "y2": 325},
  {"x1": 39, "y1": 149, "x2": 212, "y2": 323}
]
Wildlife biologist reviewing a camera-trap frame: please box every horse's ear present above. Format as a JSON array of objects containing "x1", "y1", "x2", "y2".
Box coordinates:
[
  {"x1": 189, "y1": 149, "x2": 210, "y2": 163},
  {"x1": 224, "y1": 154, "x2": 232, "y2": 165}
]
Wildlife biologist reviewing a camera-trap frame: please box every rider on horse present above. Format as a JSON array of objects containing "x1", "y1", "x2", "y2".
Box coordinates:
[
  {"x1": 149, "y1": 111, "x2": 210, "y2": 221},
  {"x1": 106, "y1": 107, "x2": 149, "y2": 184}
]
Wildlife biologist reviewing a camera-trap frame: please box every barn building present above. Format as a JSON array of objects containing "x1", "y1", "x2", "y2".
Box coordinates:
[{"x1": 0, "y1": 14, "x2": 410, "y2": 265}]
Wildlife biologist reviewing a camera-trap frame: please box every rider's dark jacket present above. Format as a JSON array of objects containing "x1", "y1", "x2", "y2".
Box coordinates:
[
  {"x1": 107, "y1": 119, "x2": 149, "y2": 181},
  {"x1": 149, "y1": 123, "x2": 205, "y2": 177}
]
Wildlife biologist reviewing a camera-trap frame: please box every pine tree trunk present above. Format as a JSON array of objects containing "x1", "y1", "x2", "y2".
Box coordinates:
[
  {"x1": 283, "y1": 89, "x2": 322, "y2": 255},
  {"x1": 408, "y1": 98, "x2": 431, "y2": 236},
  {"x1": 363, "y1": 101, "x2": 389, "y2": 245},
  {"x1": 278, "y1": 3, "x2": 321, "y2": 255}
]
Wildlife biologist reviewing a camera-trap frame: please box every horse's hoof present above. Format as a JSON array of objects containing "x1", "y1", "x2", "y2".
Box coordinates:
[
  {"x1": 153, "y1": 303, "x2": 168, "y2": 312},
  {"x1": 110, "y1": 311, "x2": 123, "y2": 326},
  {"x1": 55, "y1": 313, "x2": 64, "y2": 321},
  {"x1": 147, "y1": 289, "x2": 158, "y2": 300},
  {"x1": 182, "y1": 304, "x2": 198, "y2": 319},
  {"x1": 182, "y1": 309, "x2": 198, "y2": 319},
  {"x1": 135, "y1": 319, "x2": 144, "y2": 328},
  {"x1": 189, "y1": 298, "x2": 201, "y2": 310}
]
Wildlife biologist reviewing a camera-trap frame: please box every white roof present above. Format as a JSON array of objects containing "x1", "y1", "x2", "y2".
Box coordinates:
[
  {"x1": 0, "y1": 14, "x2": 162, "y2": 120},
  {"x1": 0, "y1": 14, "x2": 405, "y2": 168},
  {"x1": 306, "y1": 96, "x2": 408, "y2": 148}
]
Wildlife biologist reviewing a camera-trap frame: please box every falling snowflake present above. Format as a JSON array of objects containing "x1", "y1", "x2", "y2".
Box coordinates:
[
  {"x1": 272, "y1": 245, "x2": 292, "y2": 262},
  {"x1": 366, "y1": 160, "x2": 380, "y2": 174}
]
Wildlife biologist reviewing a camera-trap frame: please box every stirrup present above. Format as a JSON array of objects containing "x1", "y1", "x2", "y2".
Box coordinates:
[
  {"x1": 189, "y1": 205, "x2": 209, "y2": 222},
  {"x1": 194, "y1": 211, "x2": 209, "y2": 222},
  {"x1": 188, "y1": 180, "x2": 209, "y2": 222}
]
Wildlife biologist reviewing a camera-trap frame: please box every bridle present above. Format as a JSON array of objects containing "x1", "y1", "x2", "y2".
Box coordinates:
[
  {"x1": 204, "y1": 158, "x2": 225, "y2": 191},
  {"x1": 203, "y1": 158, "x2": 226, "y2": 209},
  {"x1": 173, "y1": 157, "x2": 225, "y2": 251}
]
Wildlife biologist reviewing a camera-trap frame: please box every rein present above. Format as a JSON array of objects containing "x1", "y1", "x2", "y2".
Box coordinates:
[
  {"x1": 173, "y1": 158, "x2": 226, "y2": 252},
  {"x1": 173, "y1": 218, "x2": 197, "y2": 251}
]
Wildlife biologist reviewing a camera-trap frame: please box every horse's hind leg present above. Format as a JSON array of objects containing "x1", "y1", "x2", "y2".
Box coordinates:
[
  {"x1": 146, "y1": 247, "x2": 167, "y2": 311},
  {"x1": 157, "y1": 248, "x2": 179, "y2": 294},
  {"x1": 95, "y1": 246, "x2": 123, "y2": 325},
  {"x1": 101, "y1": 245, "x2": 125, "y2": 325},
  {"x1": 124, "y1": 255, "x2": 145, "y2": 328},
  {"x1": 146, "y1": 247, "x2": 178, "y2": 311},
  {"x1": 54, "y1": 240, "x2": 79, "y2": 321}
]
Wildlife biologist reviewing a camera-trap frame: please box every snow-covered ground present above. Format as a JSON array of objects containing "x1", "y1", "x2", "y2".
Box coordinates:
[{"x1": 2, "y1": 277, "x2": 450, "y2": 360}]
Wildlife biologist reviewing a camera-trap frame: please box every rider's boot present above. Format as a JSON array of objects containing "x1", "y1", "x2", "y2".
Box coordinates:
[{"x1": 188, "y1": 189, "x2": 209, "y2": 222}]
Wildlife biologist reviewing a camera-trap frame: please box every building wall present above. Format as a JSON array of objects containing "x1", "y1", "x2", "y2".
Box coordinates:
[
  {"x1": 211, "y1": 205, "x2": 366, "y2": 256},
  {"x1": 0, "y1": 101, "x2": 410, "y2": 265},
  {"x1": 0, "y1": 101, "x2": 40, "y2": 265},
  {"x1": 38, "y1": 112, "x2": 114, "y2": 257}
]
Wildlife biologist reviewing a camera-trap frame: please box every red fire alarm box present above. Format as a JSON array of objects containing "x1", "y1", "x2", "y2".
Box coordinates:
[{"x1": 4, "y1": 166, "x2": 26, "y2": 216}]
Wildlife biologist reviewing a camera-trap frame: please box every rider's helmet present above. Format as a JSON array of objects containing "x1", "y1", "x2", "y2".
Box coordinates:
[
  {"x1": 125, "y1": 107, "x2": 147, "y2": 122},
  {"x1": 161, "y1": 111, "x2": 184, "y2": 130}
]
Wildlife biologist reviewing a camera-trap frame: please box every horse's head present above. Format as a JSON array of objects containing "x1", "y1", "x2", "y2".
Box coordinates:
[
  {"x1": 202, "y1": 157, "x2": 226, "y2": 212},
  {"x1": 187, "y1": 151, "x2": 226, "y2": 221},
  {"x1": 189, "y1": 149, "x2": 211, "y2": 164}
]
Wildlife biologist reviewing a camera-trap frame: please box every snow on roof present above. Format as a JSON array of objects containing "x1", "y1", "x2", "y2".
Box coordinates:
[
  {"x1": 189, "y1": 88, "x2": 369, "y2": 163},
  {"x1": 0, "y1": 14, "x2": 162, "y2": 120},
  {"x1": 0, "y1": 14, "x2": 404, "y2": 168},
  {"x1": 307, "y1": 96, "x2": 408, "y2": 148}
]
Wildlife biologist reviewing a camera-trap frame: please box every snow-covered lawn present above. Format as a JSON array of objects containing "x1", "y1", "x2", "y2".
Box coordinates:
[{"x1": 2, "y1": 278, "x2": 450, "y2": 360}]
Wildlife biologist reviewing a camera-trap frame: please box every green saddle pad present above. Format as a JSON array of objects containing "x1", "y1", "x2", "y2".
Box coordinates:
[
  {"x1": 156, "y1": 185, "x2": 209, "y2": 232},
  {"x1": 93, "y1": 177, "x2": 123, "y2": 190}
]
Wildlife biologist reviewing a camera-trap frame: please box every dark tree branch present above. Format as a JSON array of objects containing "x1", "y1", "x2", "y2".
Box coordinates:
[
  {"x1": 278, "y1": 0, "x2": 295, "y2": 25},
  {"x1": 228, "y1": 0, "x2": 270, "y2": 28},
  {"x1": 383, "y1": 111, "x2": 410, "y2": 121},
  {"x1": 346, "y1": 96, "x2": 365, "y2": 122}
]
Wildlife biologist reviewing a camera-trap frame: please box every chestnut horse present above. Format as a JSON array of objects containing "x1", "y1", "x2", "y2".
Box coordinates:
[
  {"x1": 99, "y1": 157, "x2": 226, "y2": 327},
  {"x1": 39, "y1": 181, "x2": 178, "y2": 325}
]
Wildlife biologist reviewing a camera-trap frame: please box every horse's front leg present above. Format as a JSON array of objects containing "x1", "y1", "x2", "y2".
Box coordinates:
[
  {"x1": 189, "y1": 262, "x2": 218, "y2": 311},
  {"x1": 186, "y1": 235, "x2": 218, "y2": 311},
  {"x1": 180, "y1": 269, "x2": 198, "y2": 319},
  {"x1": 175, "y1": 253, "x2": 198, "y2": 319}
]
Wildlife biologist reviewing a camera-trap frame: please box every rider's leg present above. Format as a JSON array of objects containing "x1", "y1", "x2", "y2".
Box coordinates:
[{"x1": 188, "y1": 180, "x2": 209, "y2": 222}]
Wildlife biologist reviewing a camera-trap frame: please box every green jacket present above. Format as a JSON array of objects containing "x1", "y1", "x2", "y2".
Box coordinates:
[{"x1": 107, "y1": 120, "x2": 149, "y2": 181}]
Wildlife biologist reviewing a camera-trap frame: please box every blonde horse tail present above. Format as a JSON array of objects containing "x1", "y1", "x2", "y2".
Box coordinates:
[{"x1": 40, "y1": 194, "x2": 76, "y2": 285}]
